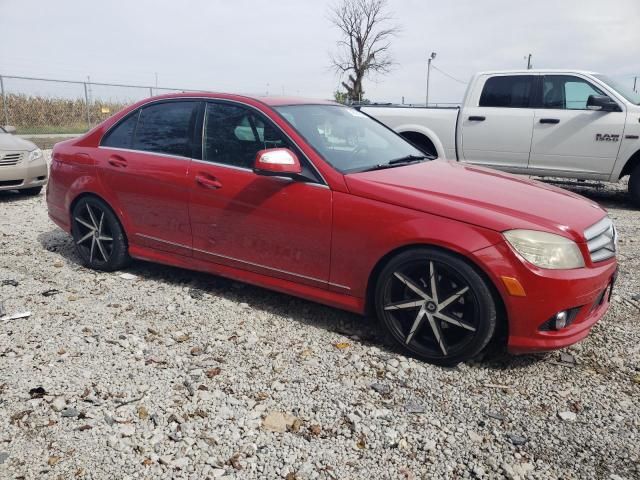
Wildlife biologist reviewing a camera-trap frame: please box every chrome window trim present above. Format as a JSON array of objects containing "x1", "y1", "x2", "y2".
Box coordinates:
[
  {"x1": 135, "y1": 233, "x2": 348, "y2": 289},
  {"x1": 100, "y1": 96, "x2": 329, "y2": 187},
  {"x1": 98, "y1": 145, "x2": 191, "y2": 162}
]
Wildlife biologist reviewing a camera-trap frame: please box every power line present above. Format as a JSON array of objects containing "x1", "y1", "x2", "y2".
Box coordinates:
[{"x1": 430, "y1": 64, "x2": 468, "y2": 85}]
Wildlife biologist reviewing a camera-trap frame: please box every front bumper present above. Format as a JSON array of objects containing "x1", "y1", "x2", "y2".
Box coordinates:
[
  {"x1": 473, "y1": 241, "x2": 617, "y2": 354},
  {"x1": 0, "y1": 157, "x2": 48, "y2": 191}
]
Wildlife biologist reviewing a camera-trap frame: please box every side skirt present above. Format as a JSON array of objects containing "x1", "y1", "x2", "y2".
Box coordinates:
[{"x1": 128, "y1": 244, "x2": 365, "y2": 314}]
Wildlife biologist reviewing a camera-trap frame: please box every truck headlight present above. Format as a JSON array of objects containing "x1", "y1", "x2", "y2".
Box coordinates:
[
  {"x1": 28, "y1": 148, "x2": 43, "y2": 163},
  {"x1": 504, "y1": 230, "x2": 585, "y2": 269}
]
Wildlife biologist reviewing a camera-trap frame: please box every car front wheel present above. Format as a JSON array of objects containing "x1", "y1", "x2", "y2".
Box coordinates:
[
  {"x1": 71, "y1": 196, "x2": 130, "y2": 271},
  {"x1": 375, "y1": 247, "x2": 497, "y2": 366}
]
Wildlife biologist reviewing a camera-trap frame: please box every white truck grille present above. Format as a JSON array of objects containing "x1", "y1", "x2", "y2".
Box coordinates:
[
  {"x1": 0, "y1": 152, "x2": 23, "y2": 167},
  {"x1": 584, "y1": 217, "x2": 616, "y2": 263}
]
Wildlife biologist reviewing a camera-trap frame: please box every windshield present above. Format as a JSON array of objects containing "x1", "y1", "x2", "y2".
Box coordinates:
[
  {"x1": 594, "y1": 74, "x2": 640, "y2": 105},
  {"x1": 274, "y1": 105, "x2": 428, "y2": 173}
]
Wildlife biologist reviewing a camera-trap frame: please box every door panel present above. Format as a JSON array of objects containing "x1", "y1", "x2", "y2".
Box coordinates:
[
  {"x1": 461, "y1": 75, "x2": 536, "y2": 170},
  {"x1": 461, "y1": 107, "x2": 534, "y2": 169},
  {"x1": 189, "y1": 162, "x2": 332, "y2": 287},
  {"x1": 529, "y1": 75, "x2": 626, "y2": 176},
  {"x1": 97, "y1": 148, "x2": 192, "y2": 255},
  {"x1": 188, "y1": 101, "x2": 332, "y2": 287},
  {"x1": 96, "y1": 100, "x2": 199, "y2": 255}
]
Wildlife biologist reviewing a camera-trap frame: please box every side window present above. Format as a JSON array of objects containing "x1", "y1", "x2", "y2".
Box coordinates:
[
  {"x1": 479, "y1": 75, "x2": 535, "y2": 108},
  {"x1": 133, "y1": 101, "x2": 197, "y2": 157},
  {"x1": 203, "y1": 103, "x2": 289, "y2": 169},
  {"x1": 101, "y1": 112, "x2": 139, "y2": 148},
  {"x1": 543, "y1": 75, "x2": 605, "y2": 110}
]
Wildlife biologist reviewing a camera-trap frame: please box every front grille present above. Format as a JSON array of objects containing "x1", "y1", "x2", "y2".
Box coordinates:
[
  {"x1": 584, "y1": 216, "x2": 616, "y2": 262},
  {"x1": 0, "y1": 152, "x2": 23, "y2": 167}
]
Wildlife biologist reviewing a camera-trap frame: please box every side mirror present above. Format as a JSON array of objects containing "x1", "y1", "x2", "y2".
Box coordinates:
[
  {"x1": 2, "y1": 125, "x2": 16, "y2": 134},
  {"x1": 587, "y1": 95, "x2": 621, "y2": 112},
  {"x1": 254, "y1": 148, "x2": 302, "y2": 177}
]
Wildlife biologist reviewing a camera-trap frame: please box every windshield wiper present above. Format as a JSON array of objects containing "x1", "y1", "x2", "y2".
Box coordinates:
[{"x1": 360, "y1": 154, "x2": 428, "y2": 172}]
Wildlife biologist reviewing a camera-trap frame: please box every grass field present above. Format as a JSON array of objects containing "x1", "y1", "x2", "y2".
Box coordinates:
[{"x1": 1, "y1": 93, "x2": 129, "y2": 135}]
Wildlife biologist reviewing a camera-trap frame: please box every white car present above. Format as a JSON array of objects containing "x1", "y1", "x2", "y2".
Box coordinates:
[
  {"x1": 362, "y1": 70, "x2": 640, "y2": 206},
  {"x1": 0, "y1": 126, "x2": 48, "y2": 195}
]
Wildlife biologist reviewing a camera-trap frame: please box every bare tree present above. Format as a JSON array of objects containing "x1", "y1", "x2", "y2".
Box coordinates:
[{"x1": 329, "y1": 0, "x2": 399, "y2": 102}]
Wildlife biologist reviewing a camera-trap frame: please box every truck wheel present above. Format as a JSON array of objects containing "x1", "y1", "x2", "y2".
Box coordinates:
[
  {"x1": 629, "y1": 164, "x2": 640, "y2": 207},
  {"x1": 374, "y1": 247, "x2": 496, "y2": 366}
]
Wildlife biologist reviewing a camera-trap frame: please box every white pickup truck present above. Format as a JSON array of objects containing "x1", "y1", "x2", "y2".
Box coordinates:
[{"x1": 361, "y1": 69, "x2": 640, "y2": 206}]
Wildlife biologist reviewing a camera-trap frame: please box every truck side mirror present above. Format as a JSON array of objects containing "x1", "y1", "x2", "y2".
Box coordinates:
[{"x1": 586, "y1": 95, "x2": 621, "y2": 112}]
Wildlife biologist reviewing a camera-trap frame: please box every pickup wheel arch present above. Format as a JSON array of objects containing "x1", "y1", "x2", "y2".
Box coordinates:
[
  {"x1": 620, "y1": 149, "x2": 640, "y2": 179},
  {"x1": 399, "y1": 131, "x2": 438, "y2": 158}
]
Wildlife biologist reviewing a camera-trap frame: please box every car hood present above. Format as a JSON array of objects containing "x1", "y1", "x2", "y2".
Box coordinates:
[
  {"x1": 0, "y1": 133, "x2": 37, "y2": 151},
  {"x1": 345, "y1": 160, "x2": 607, "y2": 242}
]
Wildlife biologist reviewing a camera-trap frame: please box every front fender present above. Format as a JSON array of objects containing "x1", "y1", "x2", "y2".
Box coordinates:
[{"x1": 329, "y1": 191, "x2": 503, "y2": 300}]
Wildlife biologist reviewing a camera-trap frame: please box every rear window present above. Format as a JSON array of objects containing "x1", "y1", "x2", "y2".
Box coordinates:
[
  {"x1": 479, "y1": 75, "x2": 535, "y2": 108},
  {"x1": 101, "y1": 112, "x2": 139, "y2": 149},
  {"x1": 132, "y1": 101, "x2": 198, "y2": 158}
]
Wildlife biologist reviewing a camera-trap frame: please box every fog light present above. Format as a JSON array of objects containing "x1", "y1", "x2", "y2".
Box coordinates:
[{"x1": 555, "y1": 311, "x2": 568, "y2": 329}]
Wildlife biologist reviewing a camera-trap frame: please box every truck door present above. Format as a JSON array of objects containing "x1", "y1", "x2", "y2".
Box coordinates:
[
  {"x1": 528, "y1": 74, "x2": 626, "y2": 178},
  {"x1": 460, "y1": 74, "x2": 536, "y2": 172}
]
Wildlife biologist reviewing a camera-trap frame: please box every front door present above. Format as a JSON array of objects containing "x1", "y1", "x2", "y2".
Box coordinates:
[
  {"x1": 529, "y1": 75, "x2": 626, "y2": 178},
  {"x1": 188, "y1": 101, "x2": 332, "y2": 288},
  {"x1": 97, "y1": 100, "x2": 200, "y2": 255},
  {"x1": 461, "y1": 74, "x2": 536, "y2": 171}
]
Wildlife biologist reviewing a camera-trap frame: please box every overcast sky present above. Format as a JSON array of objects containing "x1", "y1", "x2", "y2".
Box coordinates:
[{"x1": 1, "y1": 0, "x2": 639, "y2": 104}]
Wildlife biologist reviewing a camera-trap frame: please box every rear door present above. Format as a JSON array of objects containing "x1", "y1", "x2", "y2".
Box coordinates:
[
  {"x1": 529, "y1": 74, "x2": 626, "y2": 178},
  {"x1": 188, "y1": 101, "x2": 332, "y2": 288},
  {"x1": 461, "y1": 74, "x2": 536, "y2": 171},
  {"x1": 98, "y1": 100, "x2": 199, "y2": 255}
]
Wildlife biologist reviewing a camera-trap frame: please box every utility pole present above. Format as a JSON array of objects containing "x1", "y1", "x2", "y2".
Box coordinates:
[
  {"x1": 525, "y1": 54, "x2": 532, "y2": 70},
  {"x1": 634, "y1": 76, "x2": 638, "y2": 93},
  {"x1": 154, "y1": 72, "x2": 158, "y2": 95},
  {"x1": 426, "y1": 51, "x2": 436, "y2": 107}
]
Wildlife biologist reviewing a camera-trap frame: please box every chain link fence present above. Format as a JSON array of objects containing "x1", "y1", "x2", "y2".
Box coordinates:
[{"x1": 0, "y1": 75, "x2": 204, "y2": 136}]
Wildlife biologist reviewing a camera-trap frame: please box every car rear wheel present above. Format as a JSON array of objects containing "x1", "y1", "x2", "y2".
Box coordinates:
[
  {"x1": 629, "y1": 163, "x2": 640, "y2": 208},
  {"x1": 375, "y1": 247, "x2": 496, "y2": 366},
  {"x1": 71, "y1": 196, "x2": 130, "y2": 271}
]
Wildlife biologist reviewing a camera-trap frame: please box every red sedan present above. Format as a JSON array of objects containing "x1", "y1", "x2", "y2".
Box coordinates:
[{"x1": 46, "y1": 93, "x2": 618, "y2": 365}]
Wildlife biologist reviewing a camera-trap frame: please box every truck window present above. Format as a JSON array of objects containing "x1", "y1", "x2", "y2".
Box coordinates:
[
  {"x1": 479, "y1": 75, "x2": 534, "y2": 108},
  {"x1": 542, "y1": 75, "x2": 605, "y2": 110}
]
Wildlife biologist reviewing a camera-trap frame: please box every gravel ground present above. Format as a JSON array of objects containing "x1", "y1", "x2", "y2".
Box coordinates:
[{"x1": 1, "y1": 157, "x2": 639, "y2": 479}]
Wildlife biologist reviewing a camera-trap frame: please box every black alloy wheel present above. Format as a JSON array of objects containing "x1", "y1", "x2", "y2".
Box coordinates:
[
  {"x1": 71, "y1": 196, "x2": 130, "y2": 271},
  {"x1": 375, "y1": 247, "x2": 497, "y2": 366}
]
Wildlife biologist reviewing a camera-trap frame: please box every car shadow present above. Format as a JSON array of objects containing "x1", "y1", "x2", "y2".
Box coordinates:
[
  {"x1": 37, "y1": 227, "x2": 549, "y2": 369},
  {"x1": 0, "y1": 190, "x2": 39, "y2": 203}
]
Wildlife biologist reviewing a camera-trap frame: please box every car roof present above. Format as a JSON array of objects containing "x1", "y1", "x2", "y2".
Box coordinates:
[{"x1": 136, "y1": 91, "x2": 341, "y2": 107}]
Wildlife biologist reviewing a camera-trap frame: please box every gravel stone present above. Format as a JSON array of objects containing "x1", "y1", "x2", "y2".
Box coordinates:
[{"x1": 0, "y1": 164, "x2": 638, "y2": 479}]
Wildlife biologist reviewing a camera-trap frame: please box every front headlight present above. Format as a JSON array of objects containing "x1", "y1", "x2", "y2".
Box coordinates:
[
  {"x1": 28, "y1": 148, "x2": 43, "y2": 163},
  {"x1": 504, "y1": 229, "x2": 585, "y2": 269}
]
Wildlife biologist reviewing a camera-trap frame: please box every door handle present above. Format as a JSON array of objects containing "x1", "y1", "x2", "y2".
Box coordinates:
[
  {"x1": 468, "y1": 116, "x2": 486, "y2": 122},
  {"x1": 539, "y1": 118, "x2": 560, "y2": 124},
  {"x1": 195, "y1": 173, "x2": 222, "y2": 190},
  {"x1": 107, "y1": 155, "x2": 127, "y2": 168}
]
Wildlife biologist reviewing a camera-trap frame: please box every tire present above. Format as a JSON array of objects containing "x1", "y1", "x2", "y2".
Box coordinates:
[
  {"x1": 375, "y1": 247, "x2": 496, "y2": 366},
  {"x1": 20, "y1": 186, "x2": 42, "y2": 196},
  {"x1": 629, "y1": 164, "x2": 640, "y2": 207},
  {"x1": 71, "y1": 196, "x2": 130, "y2": 271}
]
